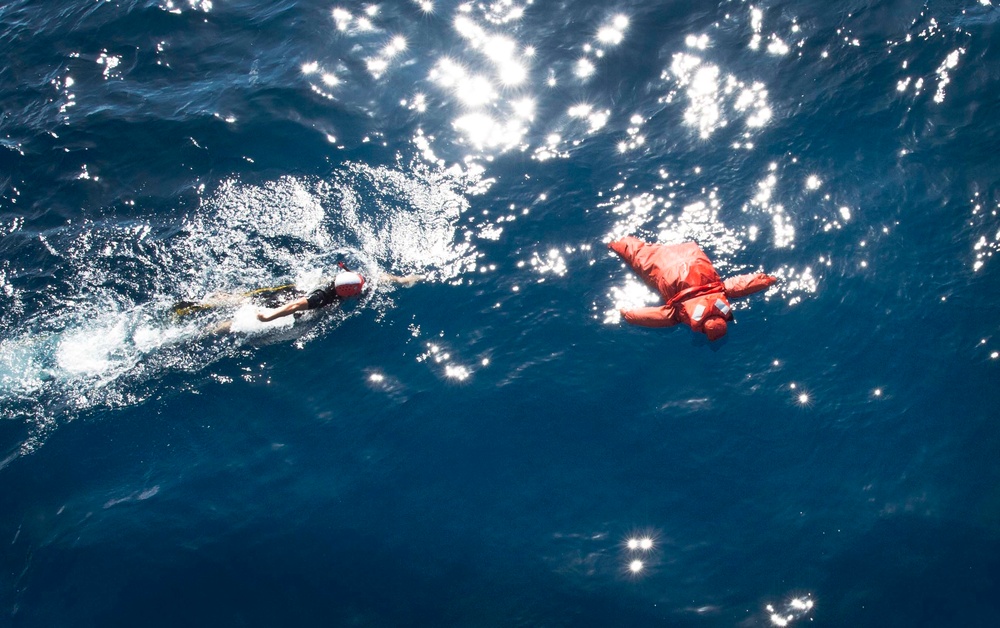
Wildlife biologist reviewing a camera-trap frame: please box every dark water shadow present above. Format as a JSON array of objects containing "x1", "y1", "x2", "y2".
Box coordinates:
[{"x1": 811, "y1": 514, "x2": 1000, "y2": 627}]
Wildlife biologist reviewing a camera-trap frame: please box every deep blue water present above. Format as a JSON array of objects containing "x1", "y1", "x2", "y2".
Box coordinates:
[{"x1": 2, "y1": 0, "x2": 1000, "y2": 625}]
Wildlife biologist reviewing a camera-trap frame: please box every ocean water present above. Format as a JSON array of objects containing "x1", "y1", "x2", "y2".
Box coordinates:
[{"x1": 2, "y1": 0, "x2": 1000, "y2": 625}]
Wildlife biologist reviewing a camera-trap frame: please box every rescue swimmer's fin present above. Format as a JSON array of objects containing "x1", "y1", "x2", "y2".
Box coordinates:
[
  {"x1": 241, "y1": 284, "x2": 297, "y2": 299},
  {"x1": 170, "y1": 300, "x2": 212, "y2": 318}
]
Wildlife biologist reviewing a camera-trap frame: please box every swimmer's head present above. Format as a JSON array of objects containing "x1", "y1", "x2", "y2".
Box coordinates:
[
  {"x1": 334, "y1": 271, "x2": 365, "y2": 297},
  {"x1": 703, "y1": 316, "x2": 727, "y2": 341}
]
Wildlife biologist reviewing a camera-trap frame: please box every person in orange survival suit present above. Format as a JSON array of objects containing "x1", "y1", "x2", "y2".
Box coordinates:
[{"x1": 608, "y1": 236, "x2": 777, "y2": 341}]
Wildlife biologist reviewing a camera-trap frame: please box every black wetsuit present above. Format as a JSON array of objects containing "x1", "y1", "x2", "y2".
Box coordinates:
[
  {"x1": 252, "y1": 285, "x2": 300, "y2": 308},
  {"x1": 172, "y1": 282, "x2": 341, "y2": 318},
  {"x1": 304, "y1": 285, "x2": 341, "y2": 309},
  {"x1": 253, "y1": 284, "x2": 341, "y2": 310}
]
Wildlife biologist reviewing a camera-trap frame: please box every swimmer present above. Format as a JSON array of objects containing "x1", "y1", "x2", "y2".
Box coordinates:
[
  {"x1": 255, "y1": 270, "x2": 421, "y2": 323},
  {"x1": 173, "y1": 264, "x2": 422, "y2": 334}
]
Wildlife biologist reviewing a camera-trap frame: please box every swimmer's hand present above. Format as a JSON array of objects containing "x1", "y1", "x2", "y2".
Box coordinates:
[
  {"x1": 398, "y1": 274, "x2": 424, "y2": 287},
  {"x1": 384, "y1": 273, "x2": 425, "y2": 287},
  {"x1": 256, "y1": 311, "x2": 272, "y2": 322}
]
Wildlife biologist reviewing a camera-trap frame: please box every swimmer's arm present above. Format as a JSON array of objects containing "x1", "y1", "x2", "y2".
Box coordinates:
[
  {"x1": 322, "y1": 272, "x2": 424, "y2": 286},
  {"x1": 257, "y1": 296, "x2": 310, "y2": 322}
]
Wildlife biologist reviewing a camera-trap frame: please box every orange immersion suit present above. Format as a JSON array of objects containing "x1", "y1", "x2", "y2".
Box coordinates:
[{"x1": 609, "y1": 236, "x2": 777, "y2": 341}]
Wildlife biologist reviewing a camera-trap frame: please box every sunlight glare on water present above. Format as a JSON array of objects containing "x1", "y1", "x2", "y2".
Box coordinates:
[
  {"x1": 159, "y1": 0, "x2": 213, "y2": 14},
  {"x1": 766, "y1": 595, "x2": 815, "y2": 626},
  {"x1": 2, "y1": 0, "x2": 999, "y2": 623},
  {"x1": 744, "y1": 164, "x2": 794, "y2": 249},
  {"x1": 970, "y1": 193, "x2": 1000, "y2": 272},
  {"x1": 338, "y1": 162, "x2": 483, "y2": 282},
  {"x1": 417, "y1": 341, "x2": 474, "y2": 382},
  {"x1": 604, "y1": 184, "x2": 743, "y2": 254},
  {"x1": 597, "y1": 15, "x2": 629, "y2": 46},
  {"x1": 662, "y1": 36, "x2": 772, "y2": 140},
  {"x1": 425, "y1": 10, "x2": 537, "y2": 152},
  {"x1": 604, "y1": 274, "x2": 659, "y2": 324}
]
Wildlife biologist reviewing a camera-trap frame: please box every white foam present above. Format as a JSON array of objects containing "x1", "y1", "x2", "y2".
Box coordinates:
[
  {"x1": 56, "y1": 320, "x2": 130, "y2": 377},
  {"x1": 133, "y1": 321, "x2": 198, "y2": 353},
  {"x1": 228, "y1": 304, "x2": 294, "y2": 334},
  {"x1": 0, "y1": 337, "x2": 47, "y2": 393}
]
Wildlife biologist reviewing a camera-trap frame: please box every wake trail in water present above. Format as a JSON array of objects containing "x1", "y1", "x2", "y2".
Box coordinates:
[{"x1": 0, "y1": 161, "x2": 484, "y2": 455}]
